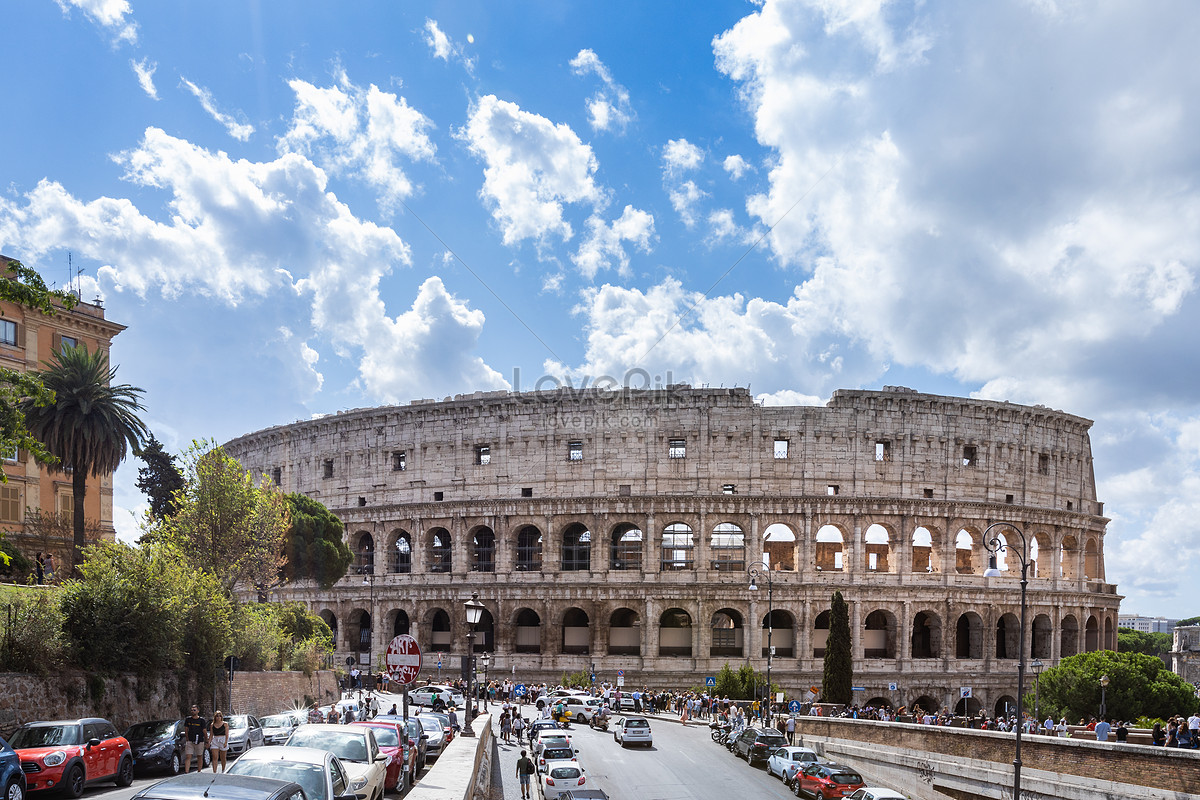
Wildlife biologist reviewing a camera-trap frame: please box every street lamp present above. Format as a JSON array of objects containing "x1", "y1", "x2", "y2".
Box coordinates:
[
  {"x1": 1031, "y1": 659, "x2": 1044, "y2": 726},
  {"x1": 748, "y1": 563, "x2": 774, "y2": 713},
  {"x1": 480, "y1": 653, "x2": 491, "y2": 709},
  {"x1": 363, "y1": 571, "x2": 375, "y2": 687},
  {"x1": 1099, "y1": 675, "x2": 1109, "y2": 719},
  {"x1": 462, "y1": 592, "x2": 484, "y2": 738},
  {"x1": 983, "y1": 522, "x2": 1032, "y2": 800}
]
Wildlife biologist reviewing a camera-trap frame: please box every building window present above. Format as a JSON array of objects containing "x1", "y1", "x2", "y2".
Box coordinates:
[
  {"x1": 59, "y1": 335, "x2": 78, "y2": 352},
  {"x1": 0, "y1": 320, "x2": 16, "y2": 346},
  {"x1": 774, "y1": 439, "x2": 789, "y2": 459},
  {"x1": 322, "y1": 459, "x2": 334, "y2": 479},
  {"x1": 0, "y1": 486, "x2": 22, "y2": 523},
  {"x1": 962, "y1": 445, "x2": 977, "y2": 467},
  {"x1": 475, "y1": 444, "x2": 491, "y2": 465},
  {"x1": 618, "y1": 484, "x2": 631, "y2": 497},
  {"x1": 875, "y1": 441, "x2": 891, "y2": 461},
  {"x1": 58, "y1": 492, "x2": 74, "y2": 517},
  {"x1": 668, "y1": 438, "x2": 686, "y2": 459},
  {"x1": 271, "y1": 467, "x2": 281, "y2": 484},
  {"x1": 521, "y1": 487, "x2": 533, "y2": 498},
  {"x1": 2, "y1": 447, "x2": 17, "y2": 463},
  {"x1": 1038, "y1": 453, "x2": 1050, "y2": 475},
  {"x1": 434, "y1": 491, "x2": 444, "y2": 501},
  {"x1": 923, "y1": 488, "x2": 934, "y2": 498},
  {"x1": 827, "y1": 484, "x2": 839, "y2": 496},
  {"x1": 568, "y1": 441, "x2": 583, "y2": 462},
  {"x1": 392, "y1": 451, "x2": 407, "y2": 471},
  {"x1": 1005, "y1": 494, "x2": 1014, "y2": 504},
  {"x1": 721, "y1": 484, "x2": 736, "y2": 495}
]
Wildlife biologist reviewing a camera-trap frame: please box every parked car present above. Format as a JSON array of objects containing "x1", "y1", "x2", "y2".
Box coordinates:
[
  {"x1": 371, "y1": 716, "x2": 427, "y2": 776},
  {"x1": 418, "y1": 711, "x2": 454, "y2": 744},
  {"x1": 611, "y1": 717, "x2": 652, "y2": 748},
  {"x1": 284, "y1": 725, "x2": 387, "y2": 800},
  {"x1": 226, "y1": 745, "x2": 358, "y2": 800},
  {"x1": 1, "y1": 734, "x2": 27, "y2": 800},
  {"x1": 731, "y1": 727, "x2": 789, "y2": 765},
  {"x1": 791, "y1": 762, "x2": 865, "y2": 799},
  {"x1": 768, "y1": 746, "x2": 820, "y2": 782},
  {"x1": 124, "y1": 720, "x2": 211, "y2": 775},
  {"x1": 539, "y1": 763, "x2": 587, "y2": 800},
  {"x1": 536, "y1": 746, "x2": 579, "y2": 774},
  {"x1": 226, "y1": 716, "x2": 265, "y2": 756},
  {"x1": 348, "y1": 722, "x2": 407, "y2": 793},
  {"x1": 526, "y1": 720, "x2": 560, "y2": 744},
  {"x1": 532, "y1": 731, "x2": 572, "y2": 756},
  {"x1": 130, "y1": 772, "x2": 308, "y2": 800},
  {"x1": 11, "y1": 718, "x2": 134, "y2": 797},
  {"x1": 260, "y1": 716, "x2": 301, "y2": 747},
  {"x1": 408, "y1": 685, "x2": 463, "y2": 710},
  {"x1": 845, "y1": 790, "x2": 907, "y2": 800},
  {"x1": 413, "y1": 716, "x2": 448, "y2": 761}
]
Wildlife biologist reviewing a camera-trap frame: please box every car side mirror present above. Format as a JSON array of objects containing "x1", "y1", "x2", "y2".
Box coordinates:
[
  {"x1": 374, "y1": 754, "x2": 388, "y2": 763},
  {"x1": 88, "y1": 738, "x2": 101, "y2": 748}
]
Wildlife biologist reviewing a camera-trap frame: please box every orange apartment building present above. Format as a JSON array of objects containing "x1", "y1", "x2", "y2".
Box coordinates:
[{"x1": 1, "y1": 255, "x2": 127, "y2": 572}]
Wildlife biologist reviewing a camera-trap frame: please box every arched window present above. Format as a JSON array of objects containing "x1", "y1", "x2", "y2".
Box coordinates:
[
  {"x1": 430, "y1": 608, "x2": 451, "y2": 649},
  {"x1": 392, "y1": 531, "x2": 412, "y2": 574},
  {"x1": 561, "y1": 524, "x2": 591, "y2": 571},
  {"x1": 515, "y1": 609, "x2": 541, "y2": 653},
  {"x1": 864, "y1": 524, "x2": 891, "y2": 572},
  {"x1": 609, "y1": 609, "x2": 640, "y2": 656},
  {"x1": 711, "y1": 522, "x2": 745, "y2": 571},
  {"x1": 661, "y1": 523, "x2": 694, "y2": 570},
  {"x1": 356, "y1": 532, "x2": 375, "y2": 575},
  {"x1": 562, "y1": 608, "x2": 590, "y2": 654},
  {"x1": 471, "y1": 527, "x2": 495, "y2": 572},
  {"x1": 658, "y1": 608, "x2": 692, "y2": 657},
  {"x1": 516, "y1": 526, "x2": 542, "y2": 571},
  {"x1": 392, "y1": 610, "x2": 410, "y2": 636},
  {"x1": 815, "y1": 526, "x2": 844, "y2": 571},
  {"x1": 710, "y1": 609, "x2": 743, "y2": 657},
  {"x1": 610, "y1": 524, "x2": 643, "y2": 570},
  {"x1": 813, "y1": 610, "x2": 831, "y2": 657},
  {"x1": 763, "y1": 524, "x2": 796, "y2": 571},
  {"x1": 911, "y1": 527, "x2": 936, "y2": 573},
  {"x1": 430, "y1": 529, "x2": 451, "y2": 573}
]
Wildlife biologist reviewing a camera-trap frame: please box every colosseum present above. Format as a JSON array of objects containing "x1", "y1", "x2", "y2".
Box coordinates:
[{"x1": 225, "y1": 385, "x2": 1121, "y2": 716}]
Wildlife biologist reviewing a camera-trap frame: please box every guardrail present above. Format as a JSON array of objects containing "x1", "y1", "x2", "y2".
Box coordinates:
[{"x1": 406, "y1": 713, "x2": 494, "y2": 800}]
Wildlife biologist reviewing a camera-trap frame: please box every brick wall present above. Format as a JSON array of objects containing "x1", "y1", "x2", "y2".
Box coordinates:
[{"x1": 226, "y1": 670, "x2": 339, "y2": 718}]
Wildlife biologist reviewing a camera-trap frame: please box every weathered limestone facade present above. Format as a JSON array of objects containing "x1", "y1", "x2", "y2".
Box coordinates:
[{"x1": 225, "y1": 386, "x2": 1121, "y2": 714}]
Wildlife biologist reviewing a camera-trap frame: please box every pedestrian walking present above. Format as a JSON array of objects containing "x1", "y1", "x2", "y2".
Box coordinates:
[
  {"x1": 209, "y1": 711, "x2": 229, "y2": 772},
  {"x1": 500, "y1": 712, "x2": 512, "y2": 743},
  {"x1": 182, "y1": 705, "x2": 209, "y2": 773},
  {"x1": 34, "y1": 552, "x2": 44, "y2": 585},
  {"x1": 785, "y1": 714, "x2": 796, "y2": 744},
  {"x1": 515, "y1": 750, "x2": 536, "y2": 800},
  {"x1": 44, "y1": 553, "x2": 55, "y2": 582}
]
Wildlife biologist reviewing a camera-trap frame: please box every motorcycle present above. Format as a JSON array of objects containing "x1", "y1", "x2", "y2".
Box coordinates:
[{"x1": 589, "y1": 714, "x2": 609, "y2": 732}]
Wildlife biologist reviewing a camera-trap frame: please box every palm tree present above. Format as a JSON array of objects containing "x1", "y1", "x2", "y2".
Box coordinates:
[{"x1": 21, "y1": 344, "x2": 147, "y2": 574}]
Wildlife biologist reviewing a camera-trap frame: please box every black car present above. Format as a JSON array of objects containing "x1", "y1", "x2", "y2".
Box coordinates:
[
  {"x1": 131, "y1": 772, "x2": 308, "y2": 800},
  {"x1": 731, "y1": 727, "x2": 789, "y2": 765},
  {"x1": 1, "y1": 735, "x2": 27, "y2": 800},
  {"x1": 124, "y1": 720, "x2": 210, "y2": 775}
]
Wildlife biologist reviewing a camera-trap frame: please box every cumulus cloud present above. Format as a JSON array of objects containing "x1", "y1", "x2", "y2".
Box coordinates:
[
  {"x1": 422, "y1": 19, "x2": 475, "y2": 71},
  {"x1": 571, "y1": 205, "x2": 655, "y2": 279},
  {"x1": 662, "y1": 138, "x2": 704, "y2": 175},
  {"x1": 570, "y1": 49, "x2": 635, "y2": 132},
  {"x1": 55, "y1": 0, "x2": 137, "y2": 45},
  {"x1": 180, "y1": 78, "x2": 254, "y2": 141},
  {"x1": 669, "y1": 180, "x2": 707, "y2": 229},
  {"x1": 724, "y1": 154, "x2": 751, "y2": 180},
  {"x1": 279, "y1": 70, "x2": 436, "y2": 211},
  {"x1": 131, "y1": 58, "x2": 157, "y2": 99},
  {"x1": 459, "y1": 95, "x2": 603, "y2": 246}
]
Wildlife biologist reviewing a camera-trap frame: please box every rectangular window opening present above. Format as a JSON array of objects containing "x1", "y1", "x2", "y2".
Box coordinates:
[
  {"x1": 1038, "y1": 453, "x2": 1050, "y2": 475},
  {"x1": 618, "y1": 484, "x2": 631, "y2": 497},
  {"x1": 271, "y1": 467, "x2": 281, "y2": 485},
  {"x1": 433, "y1": 491, "x2": 444, "y2": 501},
  {"x1": 357, "y1": 497, "x2": 367, "y2": 507},
  {"x1": 875, "y1": 440, "x2": 891, "y2": 461},
  {"x1": 521, "y1": 487, "x2": 533, "y2": 498},
  {"x1": 1066, "y1": 501, "x2": 1073, "y2": 511},
  {"x1": 868, "y1": 552, "x2": 878, "y2": 571},
  {"x1": 59, "y1": 335, "x2": 78, "y2": 352},
  {"x1": 923, "y1": 488, "x2": 934, "y2": 499},
  {"x1": 568, "y1": 441, "x2": 583, "y2": 462},
  {"x1": 322, "y1": 459, "x2": 334, "y2": 479},
  {"x1": 721, "y1": 484, "x2": 737, "y2": 495},
  {"x1": 668, "y1": 438, "x2": 686, "y2": 459},
  {"x1": 393, "y1": 450, "x2": 407, "y2": 471},
  {"x1": 962, "y1": 445, "x2": 978, "y2": 467},
  {"x1": 0, "y1": 320, "x2": 16, "y2": 347},
  {"x1": 827, "y1": 484, "x2": 839, "y2": 496},
  {"x1": 773, "y1": 439, "x2": 789, "y2": 459},
  {"x1": 0, "y1": 486, "x2": 21, "y2": 523},
  {"x1": 58, "y1": 492, "x2": 74, "y2": 517},
  {"x1": 1005, "y1": 494, "x2": 1014, "y2": 504},
  {"x1": 475, "y1": 444, "x2": 491, "y2": 465}
]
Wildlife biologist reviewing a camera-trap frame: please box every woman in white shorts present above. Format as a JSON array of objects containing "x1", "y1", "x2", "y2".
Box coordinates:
[{"x1": 209, "y1": 712, "x2": 230, "y2": 772}]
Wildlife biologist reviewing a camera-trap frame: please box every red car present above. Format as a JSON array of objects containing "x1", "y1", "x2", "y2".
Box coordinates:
[
  {"x1": 349, "y1": 722, "x2": 409, "y2": 792},
  {"x1": 792, "y1": 762, "x2": 865, "y2": 800},
  {"x1": 12, "y1": 718, "x2": 134, "y2": 797}
]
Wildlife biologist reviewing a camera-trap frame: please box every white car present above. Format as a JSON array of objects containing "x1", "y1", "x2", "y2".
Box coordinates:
[
  {"x1": 846, "y1": 790, "x2": 908, "y2": 800},
  {"x1": 532, "y1": 730, "x2": 572, "y2": 756},
  {"x1": 768, "y1": 746, "x2": 820, "y2": 782},
  {"x1": 539, "y1": 762, "x2": 587, "y2": 799},
  {"x1": 559, "y1": 697, "x2": 603, "y2": 723},
  {"x1": 225, "y1": 745, "x2": 358, "y2": 800},
  {"x1": 283, "y1": 725, "x2": 388, "y2": 800},
  {"x1": 612, "y1": 716, "x2": 652, "y2": 747},
  {"x1": 409, "y1": 685, "x2": 465, "y2": 710},
  {"x1": 535, "y1": 743, "x2": 580, "y2": 774}
]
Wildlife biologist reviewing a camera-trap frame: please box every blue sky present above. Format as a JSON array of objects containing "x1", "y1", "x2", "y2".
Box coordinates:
[{"x1": 2, "y1": 0, "x2": 1198, "y2": 617}]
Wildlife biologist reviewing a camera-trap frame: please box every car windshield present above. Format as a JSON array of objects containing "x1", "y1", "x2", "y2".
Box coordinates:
[
  {"x1": 228, "y1": 759, "x2": 329, "y2": 800},
  {"x1": 11, "y1": 725, "x2": 81, "y2": 748},
  {"x1": 832, "y1": 772, "x2": 863, "y2": 785},
  {"x1": 365, "y1": 727, "x2": 399, "y2": 747},
  {"x1": 262, "y1": 717, "x2": 292, "y2": 729},
  {"x1": 287, "y1": 729, "x2": 370, "y2": 762},
  {"x1": 228, "y1": 716, "x2": 252, "y2": 730},
  {"x1": 549, "y1": 767, "x2": 581, "y2": 779},
  {"x1": 418, "y1": 718, "x2": 442, "y2": 732},
  {"x1": 125, "y1": 721, "x2": 175, "y2": 740},
  {"x1": 624, "y1": 719, "x2": 649, "y2": 729}
]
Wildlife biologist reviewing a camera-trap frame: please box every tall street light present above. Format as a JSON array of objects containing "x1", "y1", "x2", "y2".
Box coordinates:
[
  {"x1": 462, "y1": 592, "x2": 484, "y2": 738},
  {"x1": 480, "y1": 653, "x2": 491, "y2": 710},
  {"x1": 1031, "y1": 659, "x2": 1044, "y2": 726},
  {"x1": 1099, "y1": 675, "x2": 1109, "y2": 719},
  {"x1": 748, "y1": 563, "x2": 773, "y2": 712},
  {"x1": 983, "y1": 521, "x2": 1031, "y2": 800}
]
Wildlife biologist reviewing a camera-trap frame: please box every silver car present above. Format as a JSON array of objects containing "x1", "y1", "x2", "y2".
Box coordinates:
[
  {"x1": 227, "y1": 715, "x2": 265, "y2": 755},
  {"x1": 613, "y1": 716, "x2": 652, "y2": 748},
  {"x1": 260, "y1": 715, "x2": 300, "y2": 746},
  {"x1": 414, "y1": 716, "x2": 448, "y2": 760}
]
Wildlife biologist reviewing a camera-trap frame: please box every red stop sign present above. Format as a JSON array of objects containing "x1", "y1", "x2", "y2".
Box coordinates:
[{"x1": 385, "y1": 635, "x2": 422, "y2": 685}]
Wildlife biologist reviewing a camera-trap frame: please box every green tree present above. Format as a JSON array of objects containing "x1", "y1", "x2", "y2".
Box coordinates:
[
  {"x1": 0, "y1": 587, "x2": 67, "y2": 674},
  {"x1": 1037, "y1": 650, "x2": 1198, "y2": 722},
  {"x1": 714, "y1": 663, "x2": 743, "y2": 699},
  {"x1": 1117, "y1": 627, "x2": 1172, "y2": 657},
  {"x1": 822, "y1": 591, "x2": 852, "y2": 705},
  {"x1": 282, "y1": 493, "x2": 351, "y2": 590},
  {"x1": 136, "y1": 434, "x2": 185, "y2": 520},
  {"x1": 20, "y1": 344, "x2": 147, "y2": 574},
  {"x1": 1177, "y1": 616, "x2": 1200, "y2": 627}
]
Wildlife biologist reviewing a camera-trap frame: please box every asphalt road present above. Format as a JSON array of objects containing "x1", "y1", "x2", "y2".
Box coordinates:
[{"x1": 492, "y1": 714, "x2": 797, "y2": 800}]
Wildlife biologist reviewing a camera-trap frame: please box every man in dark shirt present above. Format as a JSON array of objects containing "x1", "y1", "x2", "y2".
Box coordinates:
[
  {"x1": 515, "y1": 749, "x2": 536, "y2": 800},
  {"x1": 182, "y1": 706, "x2": 209, "y2": 773}
]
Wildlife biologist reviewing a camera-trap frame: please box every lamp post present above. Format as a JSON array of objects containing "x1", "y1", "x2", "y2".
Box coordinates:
[
  {"x1": 363, "y1": 571, "x2": 375, "y2": 686},
  {"x1": 480, "y1": 653, "x2": 491, "y2": 709},
  {"x1": 748, "y1": 563, "x2": 774, "y2": 713},
  {"x1": 462, "y1": 592, "x2": 484, "y2": 737},
  {"x1": 1031, "y1": 659, "x2": 1044, "y2": 726},
  {"x1": 983, "y1": 522, "x2": 1031, "y2": 800},
  {"x1": 1099, "y1": 675, "x2": 1109, "y2": 719}
]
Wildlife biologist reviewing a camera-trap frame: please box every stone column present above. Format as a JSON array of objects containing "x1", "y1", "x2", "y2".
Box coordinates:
[
  {"x1": 799, "y1": 597, "x2": 812, "y2": 664},
  {"x1": 942, "y1": 517, "x2": 957, "y2": 575},
  {"x1": 452, "y1": 517, "x2": 469, "y2": 575},
  {"x1": 747, "y1": 598, "x2": 759, "y2": 664},
  {"x1": 642, "y1": 598, "x2": 656, "y2": 659},
  {"x1": 850, "y1": 599, "x2": 863, "y2": 660},
  {"x1": 850, "y1": 514, "x2": 863, "y2": 577},
  {"x1": 543, "y1": 515, "x2": 560, "y2": 574},
  {"x1": 498, "y1": 516, "x2": 515, "y2": 573},
  {"x1": 799, "y1": 513, "x2": 812, "y2": 577},
  {"x1": 748, "y1": 513, "x2": 763, "y2": 568},
  {"x1": 899, "y1": 600, "x2": 912, "y2": 665},
  {"x1": 411, "y1": 518, "x2": 426, "y2": 574},
  {"x1": 695, "y1": 509, "x2": 709, "y2": 571},
  {"x1": 645, "y1": 511, "x2": 658, "y2": 574}
]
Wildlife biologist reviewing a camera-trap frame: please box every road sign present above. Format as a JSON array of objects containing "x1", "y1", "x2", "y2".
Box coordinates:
[
  {"x1": 617, "y1": 670, "x2": 624, "y2": 677},
  {"x1": 617, "y1": 676, "x2": 625, "y2": 687},
  {"x1": 788, "y1": 700, "x2": 802, "y2": 713},
  {"x1": 385, "y1": 635, "x2": 422, "y2": 685},
  {"x1": 514, "y1": 683, "x2": 527, "y2": 697},
  {"x1": 960, "y1": 687, "x2": 973, "y2": 699},
  {"x1": 705, "y1": 677, "x2": 716, "y2": 687},
  {"x1": 850, "y1": 686, "x2": 865, "y2": 692},
  {"x1": 437, "y1": 658, "x2": 443, "y2": 669},
  {"x1": 888, "y1": 682, "x2": 898, "y2": 692}
]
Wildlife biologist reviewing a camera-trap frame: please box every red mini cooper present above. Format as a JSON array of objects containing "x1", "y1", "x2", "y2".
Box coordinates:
[{"x1": 12, "y1": 718, "x2": 133, "y2": 796}]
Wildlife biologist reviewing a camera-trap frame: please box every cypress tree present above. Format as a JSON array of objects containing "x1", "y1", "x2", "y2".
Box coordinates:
[{"x1": 822, "y1": 590, "x2": 853, "y2": 705}]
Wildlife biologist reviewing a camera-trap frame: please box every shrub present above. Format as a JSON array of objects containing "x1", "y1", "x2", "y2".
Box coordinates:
[{"x1": 0, "y1": 588, "x2": 67, "y2": 674}]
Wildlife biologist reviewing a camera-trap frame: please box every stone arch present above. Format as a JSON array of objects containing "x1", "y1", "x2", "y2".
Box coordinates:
[
  {"x1": 1061, "y1": 614, "x2": 1080, "y2": 657},
  {"x1": 814, "y1": 524, "x2": 845, "y2": 571},
  {"x1": 911, "y1": 526, "x2": 939, "y2": 573},
  {"x1": 864, "y1": 609, "x2": 897, "y2": 658},
  {"x1": 864, "y1": 524, "x2": 893, "y2": 573},
  {"x1": 514, "y1": 608, "x2": 542, "y2": 654},
  {"x1": 658, "y1": 608, "x2": 693, "y2": 657},
  {"x1": 475, "y1": 607, "x2": 495, "y2": 652},
  {"x1": 661, "y1": 522, "x2": 695, "y2": 570},
  {"x1": 865, "y1": 696, "x2": 892, "y2": 709},
  {"x1": 764, "y1": 609, "x2": 795, "y2": 657},
  {"x1": 1031, "y1": 614, "x2": 1052, "y2": 660},
  {"x1": 911, "y1": 695, "x2": 940, "y2": 716},
  {"x1": 319, "y1": 609, "x2": 339, "y2": 648},
  {"x1": 353, "y1": 531, "x2": 375, "y2": 575},
  {"x1": 1104, "y1": 616, "x2": 1115, "y2": 651},
  {"x1": 955, "y1": 528, "x2": 981, "y2": 575},
  {"x1": 994, "y1": 696, "x2": 1018, "y2": 718},
  {"x1": 470, "y1": 525, "x2": 496, "y2": 573},
  {"x1": 955, "y1": 612, "x2": 983, "y2": 659},
  {"x1": 911, "y1": 610, "x2": 942, "y2": 659},
  {"x1": 813, "y1": 610, "x2": 831, "y2": 657},
  {"x1": 562, "y1": 607, "x2": 590, "y2": 654},
  {"x1": 608, "y1": 608, "x2": 640, "y2": 656},
  {"x1": 1060, "y1": 535, "x2": 1080, "y2": 580},
  {"x1": 710, "y1": 608, "x2": 744, "y2": 657},
  {"x1": 711, "y1": 522, "x2": 745, "y2": 571},
  {"x1": 1030, "y1": 530, "x2": 1051, "y2": 579},
  {"x1": 516, "y1": 525, "x2": 543, "y2": 572},
  {"x1": 610, "y1": 523, "x2": 644, "y2": 571},
  {"x1": 390, "y1": 529, "x2": 413, "y2": 574},
  {"x1": 427, "y1": 607, "x2": 452, "y2": 651},
  {"x1": 954, "y1": 696, "x2": 982, "y2": 716},
  {"x1": 763, "y1": 523, "x2": 796, "y2": 571},
  {"x1": 390, "y1": 609, "x2": 410, "y2": 637},
  {"x1": 1084, "y1": 537, "x2": 1101, "y2": 580},
  {"x1": 561, "y1": 523, "x2": 591, "y2": 571},
  {"x1": 996, "y1": 612, "x2": 1020, "y2": 659},
  {"x1": 1085, "y1": 614, "x2": 1100, "y2": 651},
  {"x1": 349, "y1": 607, "x2": 371, "y2": 659},
  {"x1": 428, "y1": 527, "x2": 451, "y2": 573}
]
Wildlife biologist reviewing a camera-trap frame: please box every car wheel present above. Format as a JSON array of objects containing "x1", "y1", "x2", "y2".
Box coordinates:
[
  {"x1": 62, "y1": 764, "x2": 85, "y2": 799},
  {"x1": 203, "y1": 749, "x2": 212, "y2": 768},
  {"x1": 6, "y1": 778, "x2": 25, "y2": 800},
  {"x1": 114, "y1": 756, "x2": 134, "y2": 787},
  {"x1": 170, "y1": 752, "x2": 182, "y2": 775},
  {"x1": 792, "y1": 779, "x2": 803, "y2": 797}
]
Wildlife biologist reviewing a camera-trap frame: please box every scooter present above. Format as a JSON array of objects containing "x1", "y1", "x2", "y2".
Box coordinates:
[{"x1": 589, "y1": 714, "x2": 609, "y2": 731}]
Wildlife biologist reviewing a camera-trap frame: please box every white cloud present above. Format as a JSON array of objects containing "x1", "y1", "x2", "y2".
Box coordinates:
[
  {"x1": 669, "y1": 180, "x2": 707, "y2": 229},
  {"x1": 277, "y1": 327, "x2": 325, "y2": 399},
  {"x1": 422, "y1": 19, "x2": 475, "y2": 71},
  {"x1": 758, "y1": 389, "x2": 825, "y2": 406},
  {"x1": 662, "y1": 138, "x2": 704, "y2": 175},
  {"x1": 55, "y1": 0, "x2": 137, "y2": 45},
  {"x1": 180, "y1": 78, "x2": 254, "y2": 141},
  {"x1": 724, "y1": 154, "x2": 751, "y2": 180},
  {"x1": 280, "y1": 70, "x2": 436, "y2": 211},
  {"x1": 459, "y1": 95, "x2": 603, "y2": 246},
  {"x1": 570, "y1": 49, "x2": 635, "y2": 133},
  {"x1": 130, "y1": 58, "x2": 157, "y2": 99},
  {"x1": 571, "y1": 205, "x2": 655, "y2": 279}
]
